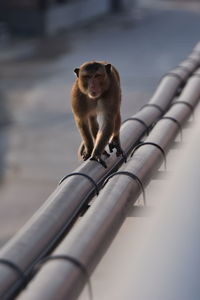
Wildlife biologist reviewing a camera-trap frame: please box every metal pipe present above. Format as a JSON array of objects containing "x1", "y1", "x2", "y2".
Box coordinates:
[
  {"x1": 18, "y1": 70, "x2": 200, "y2": 300},
  {"x1": 115, "y1": 113, "x2": 200, "y2": 300},
  {"x1": 0, "y1": 49, "x2": 199, "y2": 299}
]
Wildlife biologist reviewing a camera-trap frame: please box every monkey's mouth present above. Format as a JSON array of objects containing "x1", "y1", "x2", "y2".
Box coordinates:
[{"x1": 88, "y1": 92, "x2": 101, "y2": 100}]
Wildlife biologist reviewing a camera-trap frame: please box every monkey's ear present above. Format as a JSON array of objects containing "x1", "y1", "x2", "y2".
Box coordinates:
[
  {"x1": 105, "y1": 64, "x2": 112, "y2": 74},
  {"x1": 74, "y1": 68, "x2": 80, "y2": 77}
]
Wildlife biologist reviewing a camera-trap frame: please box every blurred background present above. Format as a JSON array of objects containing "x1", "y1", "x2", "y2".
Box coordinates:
[{"x1": 0, "y1": 0, "x2": 200, "y2": 250}]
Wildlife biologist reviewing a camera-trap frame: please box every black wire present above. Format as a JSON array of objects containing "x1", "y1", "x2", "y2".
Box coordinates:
[
  {"x1": 33, "y1": 255, "x2": 93, "y2": 300},
  {"x1": 170, "y1": 101, "x2": 194, "y2": 120},
  {"x1": 122, "y1": 117, "x2": 149, "y2": 134},
  {"x1": 140, "y1": 103, "x2": 164, "y2": 115},
  {"x1": 59, "y1": 172, "x2": 99, "y2": 196},
  {"x1": 0, "y1": 259, "x2": 27, "y2": 286},
  {"x1": 131, "y1": 142, "x2": 167, "y2": 171},
  {"x1": 104, "y1": 171, "x2": 146, "y2": 205},
  {"x1": 160, "y1": 116, "x2": 183, "y2": 142}
]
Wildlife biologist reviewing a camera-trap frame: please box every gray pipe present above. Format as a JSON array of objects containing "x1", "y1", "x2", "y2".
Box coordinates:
[
  {"x1": 116, "y1": 111, "x2": 200, "y2": 300},
  {"x1": 17, "y1": 70, "x2": 200, "y2": 300},
  {"x1": 0, "y1": 49, "x2": 199, "y2": 299}
]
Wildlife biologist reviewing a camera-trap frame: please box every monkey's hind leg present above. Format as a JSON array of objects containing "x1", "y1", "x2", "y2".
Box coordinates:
[
  {"x1": 78, "y1": 142, "x2": 91, "y2": 161},
  {"x1": 79, "y1": 141, "x2": 109, "y2": 164}
]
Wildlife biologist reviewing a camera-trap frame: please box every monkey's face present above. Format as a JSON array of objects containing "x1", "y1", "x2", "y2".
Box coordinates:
[
  {"x1": 74, "y1": 62, "x2": 111, "y2": 100},
  {"x1": 81, "y1": 71, "x2": 107, "y2": 100}
]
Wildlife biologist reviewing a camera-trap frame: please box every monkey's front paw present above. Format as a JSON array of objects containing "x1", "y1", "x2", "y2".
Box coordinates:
[
  {"x1": 90, "y1": 155, "x2": 107, "y2": 168},
  {"x1": 79, "y1": 148, "x2": 91, "y2": 161},
  {"x1": 109, "y1": 140, "x2": 121, "y2": 154},
  {"x1": 115, "y1": 148, "x2": 127, "y2": 163},
  {"x1": 82, "y1": 152, "x2": 91, "y2": 161},
  {"x1": 81, "y1": 148, "x2": 92, "y2": 161},
  {"x1": 79, "y1": 143, "x2": 92, "y2": 161},
  {"x1": 109, "y1": 141, "x2": 127, "y2": 162}
]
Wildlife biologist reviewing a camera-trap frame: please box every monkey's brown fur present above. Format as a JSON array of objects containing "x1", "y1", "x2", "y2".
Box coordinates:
[{"x1": 71, "y1": 61, "x2": 123, "y2": 168}]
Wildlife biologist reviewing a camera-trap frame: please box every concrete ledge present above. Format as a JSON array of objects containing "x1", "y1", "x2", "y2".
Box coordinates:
[{"x1": 0, "y1": 0, "x2": 111, "y2": 36}]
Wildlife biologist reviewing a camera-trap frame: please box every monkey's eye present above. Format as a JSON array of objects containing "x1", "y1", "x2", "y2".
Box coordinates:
[
  {"x1": 82, "y1": 75, "x2": 90, "y2": 80},
  {"x1": 95, "y1": 74, "x2": 103, "y2": 78}
]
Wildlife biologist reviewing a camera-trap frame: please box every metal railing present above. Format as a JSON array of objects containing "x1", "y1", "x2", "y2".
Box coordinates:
[
  {"x1": 18, "y1": 68, "x2": 200, "y2": 300},
  {"x1": 0, "y1": 43, "x2": 200, "y2": 299}
]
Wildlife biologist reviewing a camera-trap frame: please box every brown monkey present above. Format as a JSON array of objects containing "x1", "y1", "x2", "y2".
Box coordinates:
[{"x1": 71, "y1": 61, "x2": 124, "y2": 168}]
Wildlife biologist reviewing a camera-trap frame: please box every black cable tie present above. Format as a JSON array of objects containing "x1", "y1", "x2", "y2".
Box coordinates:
[
  {"x1": 0, "y1": 258, "x2": 27, "y2": 285},
  {"x1": 122, "y1": 117, "x2": 149, "y2": 134},
  {"x1": 140, "y1": 104, "x2": 164, "y2": 115},
  {"x1": 34, "y1": 255, "x2": 93, "y2": 300},
  {"x1": 184, "y1": 58, "x2": 198, "y2": 66},
  {"x1": 191, "y1": 73, "x2": 200, "y2": 79},
  {"x1": 131, "y1": 142, "x2": 167, "y2": 171},
  {"x1": 176, "y1": 65, "x2": 190, "y2": 73},
  {"x1": 160, "y1": 116, "x2": 183, "y2": 142},
  {"x1": 187, "y1": 57, "x2": 200, "y2": 66},
  {"x1": 170, "y1": 101, "x2": 194, "y2": 119},
  {"x1": 59, "y1": 172, "x2": 99, "y2": 195},
  {"x1": 164, "y1": 72, "x2": 184, "y2": 83},
  {"x1": 104, "y1": 171, "x2": 146, "y2": 205}
]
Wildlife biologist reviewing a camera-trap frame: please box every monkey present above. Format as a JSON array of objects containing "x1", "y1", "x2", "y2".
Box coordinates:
[{"x1": 71, "y1": 61, "x2": 124, "y2": 168}]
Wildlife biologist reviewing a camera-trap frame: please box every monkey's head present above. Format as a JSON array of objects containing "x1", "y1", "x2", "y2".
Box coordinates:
[{"x1": 74, "y1": 61, "x2": 112, "y2": 100}]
